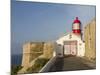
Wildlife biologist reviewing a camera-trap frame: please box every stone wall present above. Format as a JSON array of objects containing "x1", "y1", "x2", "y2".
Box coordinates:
[
  {"x1": 43, "y1": 42, "x2": 54, "y2": 59},
  {"x1": 22, "y1": 42, "x2": 55, "y2": 67},
  {"x1": 22, "y1": 42, "x2": 44, "y2": 66},
  {"x1": 84, "y1": 18, "x2": 96, "y2": 61}
]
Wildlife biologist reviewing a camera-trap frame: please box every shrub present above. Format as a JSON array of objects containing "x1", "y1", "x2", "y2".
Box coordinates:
[
  {"x1": 26, "y1": 58, "x2": 49, "y2": 73},
  {"x1": 11, "y1": 65, "x2": 22, "y2": 75}
]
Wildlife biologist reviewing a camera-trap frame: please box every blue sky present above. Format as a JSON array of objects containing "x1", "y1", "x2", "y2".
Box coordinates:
[{"x1": 11, "y1": 0, "x2": 95, "y2": 54}]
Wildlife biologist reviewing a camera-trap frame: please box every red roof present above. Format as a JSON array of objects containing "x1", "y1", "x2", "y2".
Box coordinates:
[{"x1": 73, "y1": 17, "x2": 80, "y2": 23}]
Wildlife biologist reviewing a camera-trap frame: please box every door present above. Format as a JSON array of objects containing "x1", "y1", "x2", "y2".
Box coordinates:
[
  {"x1": 70, "y1": 41, "x2": 77, "y2": 55},
  {"x1": 64, "y1": 45, "x2": 70, "y2": 55},
  {"x1": 64, "y1": 41, "x2": 77, "y2": 56}
]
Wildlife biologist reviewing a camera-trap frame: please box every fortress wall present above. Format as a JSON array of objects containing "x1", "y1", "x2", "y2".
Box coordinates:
[
  {"x1": 43, "y1": 42, "x2": 55, "y2": 59},
  {"x1": 84, "y1": 18, "x2": 96, "y2": 61},
  {"x1": 21, "y1": 42, "x2": 44, "y2": 66},
  {"x1": 21, "y1": 42, "x2": 55, "y2": 67}
]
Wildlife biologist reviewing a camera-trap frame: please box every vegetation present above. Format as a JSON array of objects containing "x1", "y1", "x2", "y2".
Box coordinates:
[
  {"x1": 11, "y1": 65, "x2": 22, "y2": 75},
  {"x1": 26, "y1": 58, "x2": 49, "y2": 73}
]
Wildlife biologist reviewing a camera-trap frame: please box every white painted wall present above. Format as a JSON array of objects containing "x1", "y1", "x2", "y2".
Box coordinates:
[{"x1": 77, "y1": 42, "x2": 85, "y2": 57}]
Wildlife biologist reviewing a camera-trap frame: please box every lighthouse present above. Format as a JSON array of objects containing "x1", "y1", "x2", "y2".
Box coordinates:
[
  {"x1": 56, "y1": 17, "x2": 85, "y2": 57},
  {"x1": 72, "y1": 17, "x2": 81, "y2": 37}
]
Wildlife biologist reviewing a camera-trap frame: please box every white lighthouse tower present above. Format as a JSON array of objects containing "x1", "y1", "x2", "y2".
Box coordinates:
[{"x1": 72, "y1": 17, "x2": 82, "y2": 38}]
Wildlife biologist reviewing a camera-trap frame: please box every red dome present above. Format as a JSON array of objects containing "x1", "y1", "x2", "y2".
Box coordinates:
[{"x1": 73, "y1": 17, "x2": 80, "y2": 23}]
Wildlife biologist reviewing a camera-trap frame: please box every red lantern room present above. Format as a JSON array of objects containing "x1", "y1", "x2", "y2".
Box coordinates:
[{"x1": 72, "y1": 17, "x2": 81, "y2": 35}]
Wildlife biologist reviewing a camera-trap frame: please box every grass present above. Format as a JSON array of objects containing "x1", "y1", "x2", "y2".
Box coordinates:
[
  {"x1": 11, "y1": 65, "x2": 22, "y2": 75},
  {"x1": 26, "y1": 58, "x2": 49, "y2": 73}
]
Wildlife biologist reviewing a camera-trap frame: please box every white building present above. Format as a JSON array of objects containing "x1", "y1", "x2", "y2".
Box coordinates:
[{"x1": 55, "y1": 17, "x2": 85, "y2": 57}]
